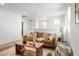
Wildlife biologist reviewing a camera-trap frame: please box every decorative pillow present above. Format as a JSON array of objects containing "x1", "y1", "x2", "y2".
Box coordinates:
[
  {"x1": 37, "y1": 32, "x2": 44, "y2": 38},
  {"x1": 37, "y1": 38, "x2": 43, "y2": 42},
  {"x1": 49, "y1": 35, "x2": 53, "y2": 41},
  {"x1": 43, "y1": 33, "x2": 49, "y2": 40}
]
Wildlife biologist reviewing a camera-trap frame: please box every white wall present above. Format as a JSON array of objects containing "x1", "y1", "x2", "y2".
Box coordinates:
[
  {"x1": 0, "y1": 8, "x2": 22, "y2": 45},
  {"x1": 22, "y1": 15, "x2": 65, "y2": 37},
  {"x1": 36, "y1": 16, "x2": 65, "y2": 34},
  {"x1": 68, "y1": 4, "x2": 79, "y2": 56}
]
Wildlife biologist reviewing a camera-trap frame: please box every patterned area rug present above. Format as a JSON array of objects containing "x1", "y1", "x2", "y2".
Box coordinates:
[{"x1": 0, "y1": 47, "x2": 15, "y2": 56}]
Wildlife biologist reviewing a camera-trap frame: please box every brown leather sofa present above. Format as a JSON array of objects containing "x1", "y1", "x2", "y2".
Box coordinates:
[
  {"x1": 23, "y1": 32, "x2": 56, "y2": 48},
  {"x1": 36, "y1": 32, "x2": 56, "y2": 48}
]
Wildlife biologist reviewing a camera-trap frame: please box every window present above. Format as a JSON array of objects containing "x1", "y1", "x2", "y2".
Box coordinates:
[
  {"x1": 36, "y1": 20, "x2": 39, "y2": 29},
  {"x1": 35, "y1": 20, "x2": 47, "y2": 29},
  {"x1": 43, "y1": 21, "x2": 47, "y2": 28},
  {"x1": 54, "y1": 19, "x2": 60, "y2": 25}
]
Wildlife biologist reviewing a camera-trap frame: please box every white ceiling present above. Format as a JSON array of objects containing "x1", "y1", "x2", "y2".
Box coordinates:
[{"x1": 0, "y1": 3, "x2": 69, "y2": 19}]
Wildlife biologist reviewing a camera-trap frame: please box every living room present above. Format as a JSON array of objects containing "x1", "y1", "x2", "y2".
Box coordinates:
[{"x1": 0, "y1": 3, "x2": 78, "y2": 56}]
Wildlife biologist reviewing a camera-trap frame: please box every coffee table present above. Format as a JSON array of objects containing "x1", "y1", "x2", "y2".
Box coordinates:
[{"x1": 15, "y1": 40, "x2": 44, "y2": 56}]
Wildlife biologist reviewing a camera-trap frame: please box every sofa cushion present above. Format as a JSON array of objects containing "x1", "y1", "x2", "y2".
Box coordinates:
[
  {"x1": 42, "y1": 33, "x2": 49, "y2": 40},
  {"x1": 37, "y1": 32, "x2": 44, "y2": 38}
]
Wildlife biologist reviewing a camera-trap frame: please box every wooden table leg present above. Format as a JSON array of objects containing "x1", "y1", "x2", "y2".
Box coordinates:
[{"x1": 36, "y1": 47, "x2": 43, "y2": 56}]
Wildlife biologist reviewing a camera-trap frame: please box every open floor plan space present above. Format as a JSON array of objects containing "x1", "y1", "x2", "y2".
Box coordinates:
[{"x1": 0, "y1": 3, "x2": 78, "y2": 56}]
